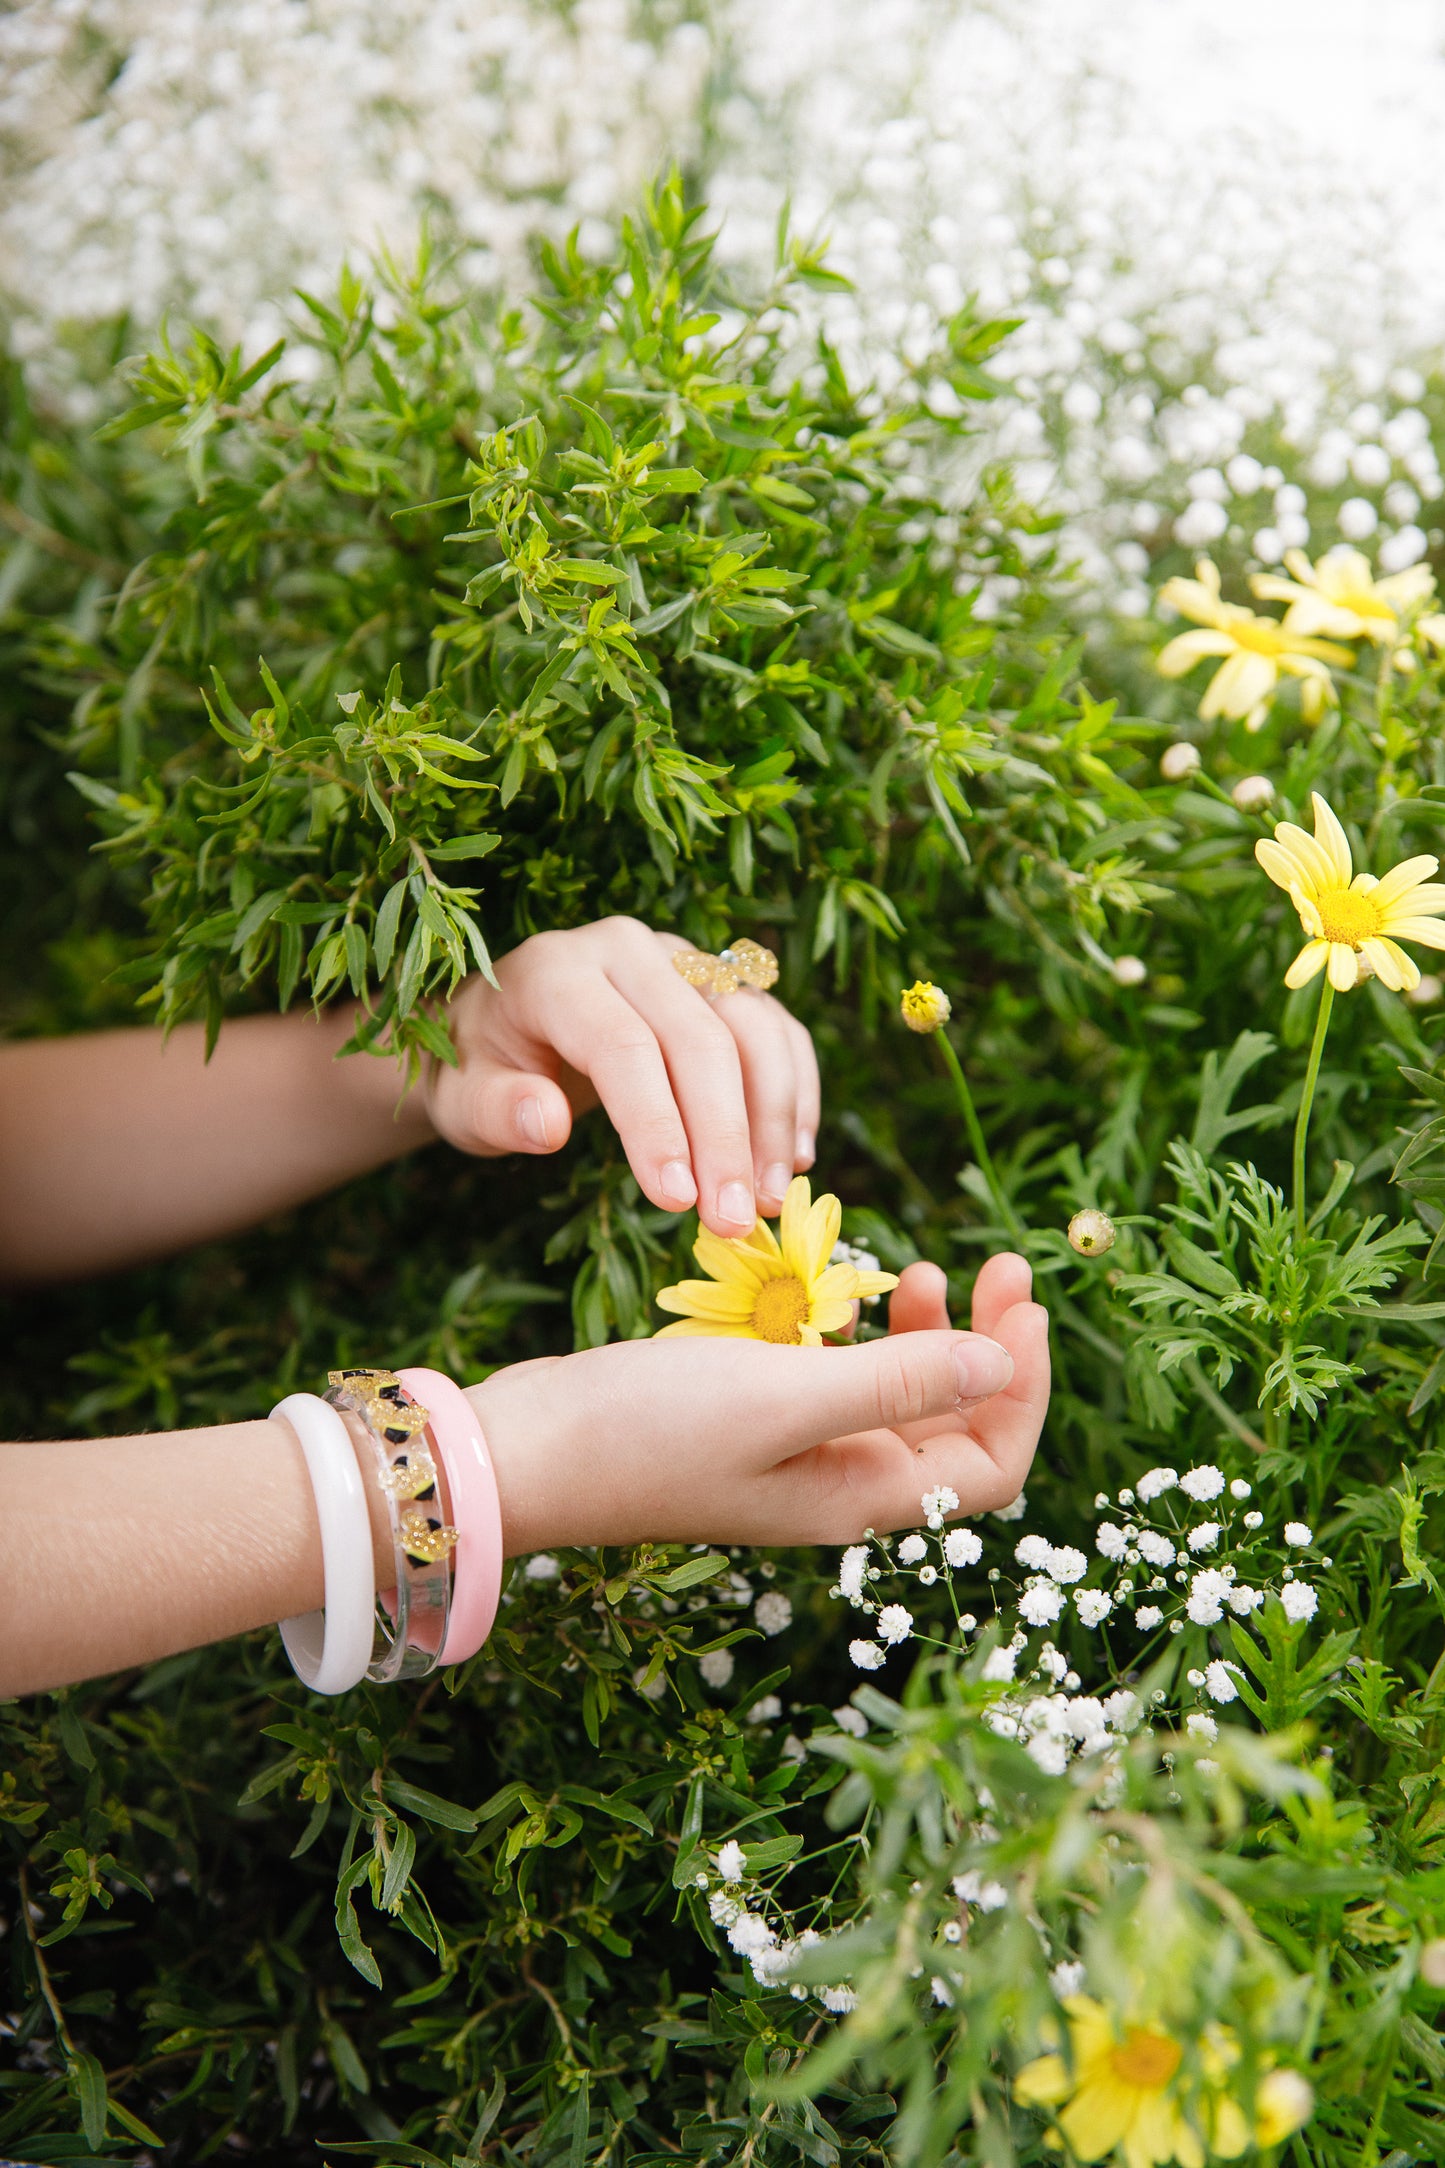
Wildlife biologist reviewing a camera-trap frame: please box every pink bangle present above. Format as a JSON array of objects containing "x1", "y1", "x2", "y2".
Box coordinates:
[{"x1": 396, "y1": 1367, "x2": 504, "y2": 1665}]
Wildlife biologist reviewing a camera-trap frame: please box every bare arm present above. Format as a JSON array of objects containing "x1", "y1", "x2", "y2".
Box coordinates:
[
  {"x1": 0, "y1": 1007, "x2": 435, "y2": 1285},
  {"x1": 0, "y1": 1262, "x2": 1048, "y2": 1700}
]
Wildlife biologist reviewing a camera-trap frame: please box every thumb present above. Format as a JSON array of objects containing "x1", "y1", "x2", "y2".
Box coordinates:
[
  {"x1": 433, "y1": 1059, "x2": 574, "y2": 1158},
  {"x1": 720, "y1": 1327, "x2": 1016, "y2": 1459}
]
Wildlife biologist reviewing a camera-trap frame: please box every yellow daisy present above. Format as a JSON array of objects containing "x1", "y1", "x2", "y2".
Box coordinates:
[
  {"x1": 1014, "y1": 1998, "x2": 1251, "y2": 2168},
  {"x1": 1157, "y1": 560, "x2": 1351, "y2": 731},
  {"x1": 654, "y1": 1175, "x2": 898, "y2": 1344},
  {"x1": 1256, "y1": 791, "x2": 1445, "y2": 994},
  {"x1": 1252, "y1": 545, "x2": 1436, "y2": 642}
]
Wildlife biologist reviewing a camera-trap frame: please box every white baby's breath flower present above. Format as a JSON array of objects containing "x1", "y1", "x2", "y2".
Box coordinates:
[
  {"x1": 922, "y1": 1485, "x2": 960, "y2": 1520},
  {"x1": 1095, "y1": 1522, "x2": 1127, "y2": 1560},
  {"x1": 953, "y1": 1870, "x2": 1008, "y2": 1910},
  {"x1": 821, "y1": 1986, "x2": 858, "y2": 2014},
  {"x1": 715, "y1": 1840, "x2": 746, "y2": 1883},
  {"x1": 754, "y1": 1591, "x2": 793, "y2": 1636},
  {"x1": 931, "y1": 1975, "x2": 955, "y2": 2006},
  {"x1": 1137, "y1": 1530, "x2": 1176, "y2": 1567},
  {"x1": 1074, "y1": 1588, "x2": 1113, "y2": 1627},
  {"x1": 918, "y1": 1564, "x2": 938, "y2": 1585},
  {"x1": 944, "y1": 1527, "x2": 983, "y2": 1568},
  {"x1": 1050, "y1": 1960, "x2": 1086, "y2": 1998},
  {"x1": 748, "y1": 1695, "x2": 783, "y2": 1724},
  {"x1": 1280, "y1": 1581, "x2": 1319, "y2": 1622},
  {"x1": 1188, "y1": 1521, "x2": 1223, "y2": 1553},
  {"x1": 877, "y1": 1604, "x2": 914, "y2": 1645},
  {"x1": 838, "y1": 1545, "x2": 871, "y2": 1604},
  {"x1": 1227, "y1": 1584, "x2": 1264, "y2": 1615},
  {"x1": 1028, "y1": 1734, "x2": 1069, "y2": 1775},
  {"x1": 1179, "y1": 1465, "x2": 1226, "y2": 1502},
  {"x1": 1186, "y1": 1712, "x2": 1219, "y2": 1744},
  {"x1": 1137, "y1": 1467, "x2": 1180, "y2": 1502},
  {"x1": 990, "y1": 1492, "x2": 1028, "y2": 1522},
  {"x1": 1284, "y1": 1521, "x2": 1314, "y2": 1547},
  {"x1": 898, "y1": 1534, "x2": 929, "y2": 1565},
  {"x1": 980, "y1": 1646, "x2": 1017, "y2": 1683},
  {"x1": 1019, "y1": 1579, "x2": 1065, "y2": 1627},
  {"x1": 1230, "y1": 1479, "x2": 1253, "y2": 1500},
  {"x1": 1205, "y1": 1661, "x2": 1240, "y2": 1703},
  {"x1": 1186, "y1": 1569, "x2": 1230, "y2": 1627},
  {"x1": 699, "y1": 1649, "x2": 735, "y2": 1689},
  {"x1": 1243, "y1": 1510, "x2": 1265, "y2": 1530},
  {"x1": 1045, "y1": 1545, "x2": 1089, "y2": 1586},
  {"x1": 524, "y1": 1553, "x2": 562, "y2": 1581},
  {"x1": 1134, "y1": 1605, "x2": 1163, "y2": 1630},
  {"x1": 832, "y1": 1705, "x2": 869, "y2": 1738},
  {"x1": 849, "y1": 1640, "x2": 886, "y2": 1671}
]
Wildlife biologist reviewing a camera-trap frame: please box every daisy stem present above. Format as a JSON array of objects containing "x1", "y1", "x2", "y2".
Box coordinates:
[
  {"x1": 934, "y1": 1029, "x2": 1027, "y2": 1248},
  {"x1": 1293, "y1": 979, "x2": 1335, "y2": 1239}
]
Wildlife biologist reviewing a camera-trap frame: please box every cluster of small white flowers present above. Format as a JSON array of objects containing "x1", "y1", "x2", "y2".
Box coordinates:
[
  {"x1": 704, "y1": 0, "x2": 1445, "y2": 605},
  {"x1": 832, "y1": 1491, "x2": 981, "y2": 1666},
  {"x1": 829, "y1": 1468, "x2": 1328, "y2": 1754},
  {"x1": 0, "y1": 0, "x2": 712, "y2": 394}
]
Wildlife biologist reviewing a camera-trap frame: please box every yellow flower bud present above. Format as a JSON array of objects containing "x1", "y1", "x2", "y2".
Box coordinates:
[
  {"x1": 900, "y1": 981, "x2": 952, "y2": 1033},
  {"x1": 1067, "y1": 1209, "x2": 1116, "y2": 1256},
  {"x1": 1254, "y1": 2068, "x2": 1314, "y2": 2143}
]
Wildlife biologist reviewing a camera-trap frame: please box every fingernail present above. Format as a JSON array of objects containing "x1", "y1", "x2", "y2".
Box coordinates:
[
  {"x1": 718, "y1": 1179, "x2": 755, "y2": 1227},
  {"x1": 760, "y1": 1162, "x2": 792, "y2": 1204},
  {"x1": 660, "y1": 1159, "x2": 697, "y2": 1207},
  {"x1": 518, "y1": 1096, "x2": 550, "y2": 1148},
  {"x1": 954, "y1": 1338, "x2": 1014, "y2": 1403},
  {"x1": 796, "y1": 1131, "x2": 815, "y2": 1167}
]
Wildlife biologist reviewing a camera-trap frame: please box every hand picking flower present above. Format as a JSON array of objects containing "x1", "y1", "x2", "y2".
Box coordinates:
[
  {"x1": 1156, "y1": 558, "x2": 1351, "y2": 731},
  {"x1": 654, "y1": 1174, "x2": 898, "y2": 1342},
  {"x1": 1256, "y1": 789, "x2": 1445, "y2": 993}
]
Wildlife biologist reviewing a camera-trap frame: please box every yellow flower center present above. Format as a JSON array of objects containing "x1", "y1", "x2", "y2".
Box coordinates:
[
  {"x1": 750, "y1": 1275, "x2": 812, "y2": 1343},
  {"x1": 1316, "y1": 888, "x2": 1382, "y2": 949},
  {"x1": 1109, "y1": 2030, "x2": 1182, "y2": 2090}
]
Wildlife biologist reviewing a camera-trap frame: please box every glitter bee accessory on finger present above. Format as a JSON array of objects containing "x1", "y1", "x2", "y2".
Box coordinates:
[
  {"x1": 670, "y1": 936, "x2": 779, "y2": 998},
  {"x1": 325, "y1": 1367, "x2": 458, "y2": 1682}
]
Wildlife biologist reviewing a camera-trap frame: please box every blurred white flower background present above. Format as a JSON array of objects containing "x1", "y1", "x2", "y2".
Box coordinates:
[{"x1": 4, "y1": 0, "x2": 1445, "y2": 597}]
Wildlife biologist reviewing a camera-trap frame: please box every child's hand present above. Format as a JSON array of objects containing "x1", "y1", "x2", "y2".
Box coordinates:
[
  {"x1": 469, "y1": 1254, "x2": 1048, "y2": 1548},
  {"x1": 425, "y1": 919, "x2": 819, "y2": 1236}
]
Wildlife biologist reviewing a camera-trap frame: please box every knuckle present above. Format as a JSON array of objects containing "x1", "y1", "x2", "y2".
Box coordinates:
[
  {"x1": 873, "y1": 1348, "x2": 932, "y2": 1431},
  {"x1": 600, "y1": 913, "x2": 654, "y2": 949}
]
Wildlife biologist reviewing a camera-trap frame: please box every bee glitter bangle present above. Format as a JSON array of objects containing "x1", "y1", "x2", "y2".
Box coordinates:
[
  {"x1": 396, "y1": 1367, "x2": 504, "y2": 1665},
  {"x1": 324, "y1": 1368, "x2": 458, "y2": 1683},
  {"x1": 272, "y1": 1393, "x2": 375, "y2": 1696}
]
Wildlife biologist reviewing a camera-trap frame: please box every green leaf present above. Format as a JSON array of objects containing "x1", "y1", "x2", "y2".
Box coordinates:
[
  {"x1": 71, "y1": 2050, "x2": 108, "y2": 2149},
  {"x1": 382, "y1": 1779, "x2": 479, "y2": 1832}
]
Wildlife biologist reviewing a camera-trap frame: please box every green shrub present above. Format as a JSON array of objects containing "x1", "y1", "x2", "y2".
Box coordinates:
[{"x1": 4, "y1": 180, "x2": 1445, "y2": 2167}]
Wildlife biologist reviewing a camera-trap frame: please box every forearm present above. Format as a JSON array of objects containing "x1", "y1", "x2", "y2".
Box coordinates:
[
  {"x1": 0, "y1": 1008, "x2": 438, "y2": 1284},
  {"x1": 0, "y1": 1416, "x2": 397, "y2": 1698}
]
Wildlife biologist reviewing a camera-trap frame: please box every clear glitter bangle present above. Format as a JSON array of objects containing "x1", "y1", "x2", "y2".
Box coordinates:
[{"x1": 324, "y1": 1368, "x2": 457, "y2": 1683}]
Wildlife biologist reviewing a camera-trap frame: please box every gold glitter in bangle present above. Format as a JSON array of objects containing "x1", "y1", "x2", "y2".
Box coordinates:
[
  {"x1": 398, "y1": 1503, "x2": 461, "y2": 1563},
  {"x1": 671, "y1": 937, "x2": 779, "y2": 998},
  {"x1": 327, "y1": 1367, "x2": 458, "y2": 1557}
]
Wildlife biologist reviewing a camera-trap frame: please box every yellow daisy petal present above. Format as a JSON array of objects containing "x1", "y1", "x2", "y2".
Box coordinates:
[
  {"x1": 1371, "y1": 855, "x2": 1442, "y2": 907},
  {"x1": 1156, "y1": 628, "x2": 1236, "y2": 675},
  {"x1": 798, "y1": 1192, "x2": 843, "y2": 1284},
  {"x1": 808, "y1": 1299, "x2": 857, "y2": 1336},
  {"x1": 1284, "y1": 940, "x2": 1328, "y2": 988},
  {"x1": 655, "y1": 1280, "x2": 756, "y2": 1320},
  {"x1": 1311, "y1": 792, "x2": 1354, "y2": 884},
  {"x1": 693, "y1": 1226, "x2": 774, "y2": 1288},
  {"x1": 1014, "y1": 2054, "x2": 1071, "y2": 2109},
  {"x1": 1360, "y1": 937, "x2": 1410, "y2": 990},
  {"x1": 853, "y1": 1269, "x2": 901, "y2": 1298},
  {"x1": 778, "y1": 1175, "x2": 813, "y2": 1267},
  {"x1": 1327, "y1": 941, "x2": 1359, "y2": 991},
  {"x1": 1058, "y1": 2075, "x2": 1135, "y2": 2160},
  {"x1": 1383, "y1": 917, "x2": 1445, "y2": 949},
  {"x1": 654, "y1": 1318, "x2": 756, "y2": 1338},
  {"x1": 798, "y1": 1324, "x2": 824, "y2": 1345}
]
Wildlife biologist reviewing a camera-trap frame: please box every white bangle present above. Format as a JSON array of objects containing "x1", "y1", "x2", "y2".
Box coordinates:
[{"x1": 272, "y1": 1392, "x2": 375, "y2": 1695}]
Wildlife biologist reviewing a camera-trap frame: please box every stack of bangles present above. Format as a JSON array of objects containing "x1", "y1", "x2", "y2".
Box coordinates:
[{"x1": 270, "y1": 1366, "x2": 503, "y2": 1694}]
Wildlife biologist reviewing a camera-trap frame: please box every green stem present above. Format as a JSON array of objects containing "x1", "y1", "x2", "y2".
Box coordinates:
[
  {"x1": 1293, "y1": 978, "x2": 1336, "y2": 1239},
  {"x1": 934, "y1": 1029, "x2": 1027, "y2": 1247}
]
